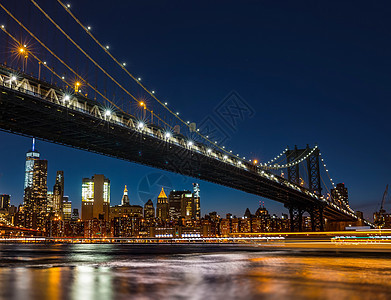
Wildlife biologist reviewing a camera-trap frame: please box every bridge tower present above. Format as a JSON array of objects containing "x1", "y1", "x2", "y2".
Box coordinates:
[{"x1": 285, "y1": 145, "x2": 324, "y2": 232}]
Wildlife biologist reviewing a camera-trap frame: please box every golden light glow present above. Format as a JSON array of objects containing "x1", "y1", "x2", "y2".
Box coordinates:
[{"x1": 254, "y1": 160, "x2": 258, "y2": 164}]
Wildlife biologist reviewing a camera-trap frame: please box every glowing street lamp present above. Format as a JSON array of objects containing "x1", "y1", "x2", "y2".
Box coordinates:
[{"x1": 75, "y1": 81, "x2": 81, "y2": 92}]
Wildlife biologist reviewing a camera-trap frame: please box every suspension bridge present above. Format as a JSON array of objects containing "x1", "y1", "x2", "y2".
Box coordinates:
[{"x1": 0, "y1": 0, "x2": 366, "y2": 231}]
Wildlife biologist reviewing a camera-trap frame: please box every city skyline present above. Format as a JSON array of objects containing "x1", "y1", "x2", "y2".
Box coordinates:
[{"x1": 0, "y1": 0, "x2": 390, "y2": 220}]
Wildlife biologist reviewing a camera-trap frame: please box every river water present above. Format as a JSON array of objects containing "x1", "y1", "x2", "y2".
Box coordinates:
[{"x1": 0, "y1": 244, "x2": 390, "y2": 300}]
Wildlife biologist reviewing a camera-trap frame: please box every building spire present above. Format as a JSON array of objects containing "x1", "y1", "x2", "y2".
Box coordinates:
[
  {"x1": 121, "y1": 185, "x2": 130, "y2": 205},
  {"x1": 32, "y1": 138, "x2": 35, "y2": 152},
  {"x1": 158, "y1": 187, "x2": 167, "y2": 198},
  {"x1": 124, "y1": 185, "x2": 128, "y2": 195}
]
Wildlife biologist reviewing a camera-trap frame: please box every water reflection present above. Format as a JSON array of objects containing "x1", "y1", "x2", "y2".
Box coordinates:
[{"x1": 0, "y1": 244, "x2": 391, "y2": 299}]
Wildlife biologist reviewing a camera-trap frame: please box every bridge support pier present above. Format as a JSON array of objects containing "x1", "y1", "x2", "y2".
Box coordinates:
[
  {"x1": 287, "y1": 206, "x2": 304, "y2": 232},
  {"x1": 309, "y1": 205, "x2": 324, "y2": 231},
  {"x1": 286, "y1": 204, "x2": 325, "y2": 232}
]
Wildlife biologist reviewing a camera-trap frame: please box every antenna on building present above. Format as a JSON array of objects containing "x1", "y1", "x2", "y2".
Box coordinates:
[{"x1": 32, "y1": 138, "x2": 35, "y2": 152}]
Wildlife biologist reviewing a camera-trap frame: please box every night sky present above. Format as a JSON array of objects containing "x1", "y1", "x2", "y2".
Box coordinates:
[{"x1": 0, "y1": 0, "x2": 390, "y2": 220}]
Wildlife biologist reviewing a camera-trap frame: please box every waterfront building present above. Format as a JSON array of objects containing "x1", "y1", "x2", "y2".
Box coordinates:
[
  {"x1": 219, "y1": 219, "x2": 230, "y2": 236},
  {"x1": 81, "y1": 175, "x2": 110, "y2": 221},
  {"x1": 157, "y1": 187, "x2": 169, "y2": 221},
  {"x1": 109, "y1": 205, "x2": 143, "y2": 219},
  {"x1": 0, "y1": 194, "x2": 10, "y2": 210},
  {"x1": 111, "y1": 217, "x2": 132, "y2": 237}
]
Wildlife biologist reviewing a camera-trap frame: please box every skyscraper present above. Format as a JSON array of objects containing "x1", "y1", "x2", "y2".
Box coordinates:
[
  {"x1": 24, "y1": 138, "x2": 40, "y2": 190},
  {"x1": 181, "y1": 192, "x2": 195, "y2": 220},
  {"x1": 53, "y1": 171, "x2": 64, "y2": 215},
  {"x1": 157, "y1": 187, "x2": 169, "y2": 221},
  {"x1": 23, "y1": 139, "x2": 48, "y2": 230},
  {"x1": 82, "y1": 175, "x2": 110, "y2": 221},
  {"x1": 169, "y1": 190, "x2": 186, "y2": 220}
]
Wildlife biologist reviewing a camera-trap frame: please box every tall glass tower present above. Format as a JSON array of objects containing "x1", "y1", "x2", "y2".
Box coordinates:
[
  {"x1": 24, "y1": 138, "x2": 40, "y2": 190},
  {"x1": 23, "y1": 138, "x2": 48, "y2": 230}
]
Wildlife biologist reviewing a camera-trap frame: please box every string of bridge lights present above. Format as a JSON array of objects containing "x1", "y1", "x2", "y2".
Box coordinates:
[
  {"x1": 266, "y1": 147, "x2": 288, "y2": 165},
  {"x1": 53, "y1": 0, "x2": 259, "y2": 164},
  {"x1": 266, "y1": 146, "x2": 318, "y2": 170},
  {"x1": 319, "y1": 151, "x2": 353, "y2": 212}
]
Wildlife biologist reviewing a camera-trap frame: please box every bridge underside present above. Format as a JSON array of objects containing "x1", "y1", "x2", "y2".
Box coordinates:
[{"x1": 0, "y1": 85, "x2": 355, "y2": 225}]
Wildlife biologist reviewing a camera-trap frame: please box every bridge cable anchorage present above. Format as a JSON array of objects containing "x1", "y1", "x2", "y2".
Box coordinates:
[
  {"x1": 0, "y1": 2, "x2": 172, "y2": 130},
  {"x1": 52, "y1": 0, "x2": 249, "y2": 161},
  {"x1": 266, "y1": 145, "x2": 318, "y2": 170}
]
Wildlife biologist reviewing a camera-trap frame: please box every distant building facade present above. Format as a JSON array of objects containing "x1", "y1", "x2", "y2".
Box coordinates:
[{"x1": 81, "y1": 174, "x2": 110, "y2": 221}]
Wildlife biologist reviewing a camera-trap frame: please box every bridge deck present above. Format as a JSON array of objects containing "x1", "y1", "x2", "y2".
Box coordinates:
[{"x1": 0, "y1": 66, "x2": 356, "y2": 221}]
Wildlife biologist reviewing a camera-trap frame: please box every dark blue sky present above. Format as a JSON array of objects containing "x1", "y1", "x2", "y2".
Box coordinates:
[{"x1": 0, "y1": 0, "x2": 390, "y2": 219}]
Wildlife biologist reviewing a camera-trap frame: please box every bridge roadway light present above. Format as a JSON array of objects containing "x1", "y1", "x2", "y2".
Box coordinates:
[
  {"x1": 63, "y1": 95, "x2": 70, "y2": 101},
  {"x1": 137, "y1": 121, "x2": 144, "y2": 129},
  {"x1": 10, "y1": 75, "x2": 16, "y2": 82},
  {"x1": 207, "y1": 148, "x2": 212, "y2": 154},
  {"x1": 187, "y1": 141, "x2": 193, "y2": 147},
  {"x1": 104, "y1": 109, "x2": 111, "y2": 117},
  {"x1": 165, "y1": 132, "x2": 171, "y2": 139}
]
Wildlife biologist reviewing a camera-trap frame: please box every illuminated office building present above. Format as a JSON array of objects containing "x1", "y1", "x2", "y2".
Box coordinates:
[
  {"x1": 62, "y1": 196, "x2": 72, "y2": 220},
  {"x1": 82, "y1": 174, "x2": 110, "y2": 221},
  {"x1": 181, "y1": 192, "x2": 195, "y2": 220}
]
